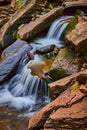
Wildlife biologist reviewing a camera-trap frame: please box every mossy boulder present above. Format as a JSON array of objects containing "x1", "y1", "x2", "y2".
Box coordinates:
[{"x1": 49, "y1": 46, "x2": 83, "y2": 81}]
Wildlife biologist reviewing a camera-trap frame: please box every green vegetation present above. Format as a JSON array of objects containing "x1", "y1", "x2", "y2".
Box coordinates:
[
  {"x1": 49, "y1": 68, "x2": 68, "y2": 81},
  {"x1": 66, "y1": 16, "x2": 78, "y2": 33},
  {"x1": 71, "y1": 81, "x2": 84, "y2": 91},
  {"x1": 17, "y1": 0, "x2": 22, "y2": 9},
  {"x1": 49, "y1": 3, "x2": 58, "y2": 9},
  {"x1": 75, "y1": 9, "x2": 81, "y2": 15},
  {"x1": 71, "y1": 81, "x2": 80, "y2": 91},
  {"x1": 16, "y1": 33, "x2": 20, "y2": 39}
]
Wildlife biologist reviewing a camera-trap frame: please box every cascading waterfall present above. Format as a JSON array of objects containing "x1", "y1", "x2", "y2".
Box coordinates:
[
  {"x1": 0, "y1": 16, "x2": 72, "y2": 117},
  {"x1": 34, "y1": 16, "x2": 72, "y2": 48}
]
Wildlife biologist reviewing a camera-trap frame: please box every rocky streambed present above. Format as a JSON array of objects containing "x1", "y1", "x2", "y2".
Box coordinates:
[{"x1": 0, "y1": 0, "x2": 87, "y2": 130}]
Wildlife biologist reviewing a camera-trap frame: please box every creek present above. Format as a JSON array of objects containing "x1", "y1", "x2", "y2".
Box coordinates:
[{"x1": 0, "y1": 16, "x2": 72, "y2": 130}]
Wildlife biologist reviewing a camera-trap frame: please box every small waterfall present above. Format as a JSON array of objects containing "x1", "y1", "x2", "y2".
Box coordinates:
[
  {"x1": 0, "y1": 16, "x2": 72, "y2": 117},
  {"x1": 0, "y1": 54, "x2": 49, "y2": 111},
  {"x1": 34, "y1": 16, "x2": 72, "y2": 48}
]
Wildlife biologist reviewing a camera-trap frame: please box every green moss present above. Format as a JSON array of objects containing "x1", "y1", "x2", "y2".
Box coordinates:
[
  {"x1": 16, "y1": 33, "x2": 20, "y2": 39},
  {"x1": 49, "y1": 68, "x2": 68, "y2": 81},
  {"x1": 75, "y1": 9, "x2": 81, "y2": 15},
  {"x1": 49, "y1": 3, "x2": 58, "y2": 9},
  {"x1": 59, "y1": 47, "x2": 75, "y2": 59},
  {"x1": 71, "y1": 81, "x2": 80, "y2": 91},
  {"x1": 17, "y1": 0, "x2": 23, "y2": 9},
  {"x1": 66, "y1": 16, "x2": 78, "y2": 33}
]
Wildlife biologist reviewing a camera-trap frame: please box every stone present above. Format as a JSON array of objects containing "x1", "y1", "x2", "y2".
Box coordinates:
[
  {"x1": 66, "y1": 16, "x2": 87, "y2": 54},
  {"x1": 35, "y1": 44, "x2": 55, "y2": 55},
  {"x1": 28, "y1": 78, "x2": 85, "y2": 129},
  {"x1": 49, "y1": 69, "x2": 87, "y2": 99},
  {"x1": 48, "y1": 98, "x2": 87, "y2": 129},
  {"x1": 63, "y1": 2, "x2": 87, "y2": 15},
  {"x1": 76, "y1": 73, "x2": 87, "y2": 84},
  {"x1": 0, "y1": 0, "x2": 10, "y2": 6},
  {"x1": 0, "y1": 18, "x2": 8, "y2": 27},
  {"x1": 10, "y1": 0, "x2": 16, "y2": 8},
  {"x1": 80, "y1": 86, "x2": 87, "y2": 95},
  {"x1": 48, "y1": 47, "x2": 83, "y2": 81},
  {"x1": 0, "y1": 44, "x2": 3, "y2": 55},
  {"x1": 17, "y1": 7, "x2": 63, "y2": 40},
  {"x1": 0, "y1": 39, "x2": 32, "y2": 84},
  {"x1": 0, "y1": 2, "x2": 41, "y2": 48}
]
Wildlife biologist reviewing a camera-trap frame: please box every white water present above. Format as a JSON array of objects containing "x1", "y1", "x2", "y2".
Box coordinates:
[
  {"x1": 0, "y1": 16, "x2": 72, "y2": 116},
  {"x1": 34, "y1": 16, "x2": 72, "y2": 49}
]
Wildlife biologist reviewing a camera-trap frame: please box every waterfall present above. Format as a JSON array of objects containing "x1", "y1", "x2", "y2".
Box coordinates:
[
  {"x1": 0, "y1": 16, "x2": 72, "y2": 116},
  {"x1": 34, "y1": 16, "x2": 72, "y2": 48}
]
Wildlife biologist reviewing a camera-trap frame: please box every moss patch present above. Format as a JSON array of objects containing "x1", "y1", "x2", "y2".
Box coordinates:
[
  {"x1": 49, "y1": 68, "x2": 68, "y2": 81},
  {"x1": 71, "y1": 81, "x2": 84, "y2": 91},
  {"x1": 66, "y1": 16, "x2": 78, "y2": 34}
]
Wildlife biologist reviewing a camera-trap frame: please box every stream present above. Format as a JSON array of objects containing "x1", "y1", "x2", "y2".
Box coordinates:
[{"x1": 0, "y1": 16, "x2": 72, "y2": 130}]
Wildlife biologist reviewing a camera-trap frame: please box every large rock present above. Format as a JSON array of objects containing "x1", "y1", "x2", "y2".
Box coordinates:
[
  {"x1": 28, "y1": 70, "x2": 87, "y2": 129},
  {"x1": 44, "y1": 98, "x2": 87, "y2": 130},
  {"x1": 48, "y1": 47, "x2": 83, "y2": 81},
  {"x1": 17, "y1": 7, "x2": 63, "y2": 40},
  {"x1": 0, "y1": 39, "x2": 32, "y2": 84},
  {"x1": 63, "y1": 1, "x2": 87, "y2": 15},
  {"x1": 48, "y1": 69, "x2": 87, "y2": 99},
  {"x1": 0, "y1": 2, "x2": 40, "y2": 48},
  {"x1": 66, "y1": 16, "x2": 87, "y2": 54}
]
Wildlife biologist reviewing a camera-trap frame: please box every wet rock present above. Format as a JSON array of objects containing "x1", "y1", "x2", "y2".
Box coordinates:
[
  {"x1": 0, "y1": 39, "x2": 32, "y2": 84},
  {"x1": 10, "y1": 0, "x2": 16, "y2": 8},
  {"x1": 0, "y1": 2, "x2": 41, "y2": 48},
  {"x1": 63, "y1": 2, "x2": 87, "y2": 15},
  {"x1": 80, "y1": 86, "x2": 87, "y2": 95},
  {"x1": 28, "y1": 74, "x2": 85, "y2": 129},
  {"x1": 0, "y1": 44, "x2": 3, "y2": 55},
  {"x1": 47, "y1": 98, "x2": 87, "y2": 129},
  {"x1": 0, "y1": 0, "x2": 10, "y2": 6},
  {"x1": 66, "y1": 16, "x2": 87, "y2": 54},
  {"x1": 48, "y1": 76, "x2": 76, "y2": 99},
  {"x1": 35, "y1": 44, "x2": 55, "y2": 55},
  {"x1": 76, "y1": 73, "x2": 87, "y2": 84},
  {"x1": 0, "y1": 18, "x2": 8, "y2": 27},
  {"x1": 49, "y1": 47, "x2": 83, "y2": 81},
  {"x1": 18, "y1": 7, "x2": 63, "y2": 40}
]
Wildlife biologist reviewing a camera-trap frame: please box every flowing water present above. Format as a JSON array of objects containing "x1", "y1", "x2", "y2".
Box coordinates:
[{"x1": 0, "y1": 16, "x2": 72, "y2": 130}]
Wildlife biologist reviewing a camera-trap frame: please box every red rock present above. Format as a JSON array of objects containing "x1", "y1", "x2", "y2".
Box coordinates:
[
  {"x1": 18, "y1": 7, "x2": 63, "y2": 40},
  {"x1": 28, "y1": 81, "x2": 85, "y2": 129},
  {"x1": 80, "y1": 86, "x2": 87, "y2": 95},
  {"x1": 66, "y1": 16, "x2": 87, "y2": 54}
]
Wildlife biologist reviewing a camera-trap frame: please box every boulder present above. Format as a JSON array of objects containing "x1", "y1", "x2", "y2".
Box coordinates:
[
  {"x1": 44, "y1": 98, "x2": 87, "y2": 130},
  {"x1": 48, "y1": 69, "x2": 87, "y2": 99},
  {"x1": 28, "y1": 71, "x2": 86, "y2": 129},
  {"x1": 17, "y1": 7, "x2": 63, "y2": 40},
  {"x1": 0, "y1": 2, "x2": 41, "y2": 48},
  {"x1": 48, "y1": 47, "x2": 83, "y2": 81},
  {"x1": 0, "y1": 39, "x2": 32, "y2": 84},
  {"x1": 63, "y1": 1, "x2": 87, "y2": 15},
  {"x1": 66, "y1": 16, "x2": 87, "y2": 54}
]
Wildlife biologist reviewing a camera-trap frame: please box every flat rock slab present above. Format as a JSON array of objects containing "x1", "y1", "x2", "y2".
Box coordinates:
[
  {"x1": 28, "y1": 70, "x2": 86, "y2": 130},
  {"x1": 46, "y1": 98, "x2": 87, "y2": 129},
  {"x1": 0, "y1": 39, "x2": 32, "y2": 84},
  {"x1": 18, "y1": 7, "x2": 63, "y2": 40}
]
